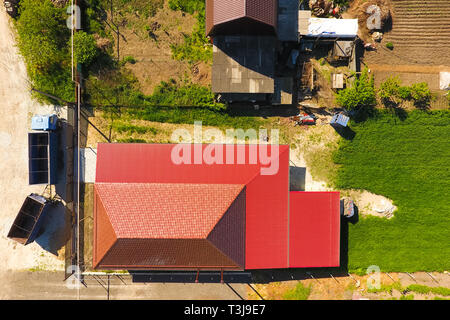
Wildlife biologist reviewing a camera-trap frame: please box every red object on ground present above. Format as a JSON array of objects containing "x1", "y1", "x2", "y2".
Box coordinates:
[
  {"x1": 94, "y1": 143, "x2": 340, "y2": 270},
  {"x1": 289, "y1": 192, "x2": 341, "y2": 267}
]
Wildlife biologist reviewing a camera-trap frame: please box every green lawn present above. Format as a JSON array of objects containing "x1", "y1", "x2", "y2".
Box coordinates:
[{"x1": 333, "y1": 110, "x2": 450, "y2": 273}]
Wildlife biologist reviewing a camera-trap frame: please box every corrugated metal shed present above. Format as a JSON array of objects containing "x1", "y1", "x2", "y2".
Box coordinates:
[{"x1": 212, "y1": 36, "x2": 276, "y2": 93}]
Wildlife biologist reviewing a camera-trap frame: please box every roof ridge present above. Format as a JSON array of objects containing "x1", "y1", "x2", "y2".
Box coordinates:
[{"x1": 205, "y1": 184, "x2": 245, "y2": 236}]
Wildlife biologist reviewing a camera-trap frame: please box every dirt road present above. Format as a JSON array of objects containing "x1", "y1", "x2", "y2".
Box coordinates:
[
  {"x1": 0, "y1": 271, "x2": 247, "y2": 300},
  {"x1": 0, "y1": 9, "x2": 66, "y2": 272}
]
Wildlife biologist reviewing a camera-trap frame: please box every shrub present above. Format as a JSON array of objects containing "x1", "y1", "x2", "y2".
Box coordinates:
[
  {"x1": 398, "y1": 86, "x2": 412, "y2": 100},
  {"x1": 15, "y1": 0, "x2": 68, "y2": 72},
  {"x1": 336, "y1": 68, "x2": 376, "y2": 112},
  {"x1": 72, "y1": 31, "x2": 98, "y2": 65},
  {"x1": 409, "y1": 82, "x2": 432, "y2": 108},
  {"x1": 15, "y1": 0, "x2": 74, "y2": 102},
  {"x1": 379, "y1": 76, "x2": 401, "y2": 106},
  {"x1": 386, "y1": 42, "x2": 394, "y2": 50}
]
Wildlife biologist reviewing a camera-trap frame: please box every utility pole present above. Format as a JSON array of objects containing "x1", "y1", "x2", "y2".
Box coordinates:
[{"x1": 69, "y1": 0, "x2": 82, "y2": 299}]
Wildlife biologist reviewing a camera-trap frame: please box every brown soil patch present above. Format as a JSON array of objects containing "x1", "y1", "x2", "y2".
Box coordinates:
[{"x1": 113, "y1": 1, "x2": 197, "y2": 94}]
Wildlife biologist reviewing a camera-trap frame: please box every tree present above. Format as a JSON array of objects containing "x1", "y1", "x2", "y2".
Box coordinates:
[
  {"x1": 15, "y1": 0, "x2": 68, "y2": 72},
  {"x1": 336, "y1": 68, "x2": 376, "y2": 112}
]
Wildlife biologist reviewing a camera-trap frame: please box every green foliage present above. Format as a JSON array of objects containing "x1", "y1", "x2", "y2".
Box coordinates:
[
  {"x1": 336, "y1": 69, "x2": 376, "y2": 112},
  {"x1": 169, "y1": 1, "x2": 212, "y2": 63},
  {"x1": 400, "y1": 294, "x2": 414, "y2": 300},
  {"x1": 398, "y1": 86, "x2": 412, "y2": 100},
  {"x1": 386, "y1": 42, "x2": 394, "y2": 50},
  {"x1": 72, "y1": 31, "x2": 98, "y2": 65},
  {"x1": 125, "y1": 104, "x2": 263, "y2": 129},
  {"x1": 147, "y1": 79, "x2": 224, "y2": 110},
  {"x1": 379, "y1": 76, "x2": 401, "y2": 106},
  {"x1": 379, "y1": 78, "x2": 432, "y2": 109},
  {"x1": 367, "y1": 282, "x2": 403, "y2": 294},
  {"x1": 332, "y1": 110, "x2": 450, "y2": 272},
  {"x1": 406, "y1": 285, "x2": 450, "y2": 296},
  {"x1": 283, "y1": 282, "x2": 312, "y2": 300},
  {"x1": 15, "y1": 0, "x2": 74, "y2": 102},
  {"x1": 123, "y1": 56, "x2": 137, "y2": 64},
  {"x1": 15, "y1": 0, "x2": 68, "y2": 71},
  {"x1": 409, "y1": 82, "x2": 432, "y2": 108},
  {"x1": 168, "y1": 0, "x2": 204, "y2": 14}
]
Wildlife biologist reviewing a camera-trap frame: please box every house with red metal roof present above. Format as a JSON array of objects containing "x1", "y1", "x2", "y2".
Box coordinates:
[{"x1": 93, "y1": 143, "x2": 340, "y2": 271}]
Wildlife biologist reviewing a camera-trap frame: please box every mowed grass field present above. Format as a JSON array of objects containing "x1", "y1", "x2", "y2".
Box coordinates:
[{"x1": 333, "y1": 110, "x2": 450, "y2": 273}]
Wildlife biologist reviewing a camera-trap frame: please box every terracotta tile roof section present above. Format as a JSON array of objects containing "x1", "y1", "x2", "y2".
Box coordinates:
[{"x1": 95, "y1": 183, "x2": 245, "y2": 239}]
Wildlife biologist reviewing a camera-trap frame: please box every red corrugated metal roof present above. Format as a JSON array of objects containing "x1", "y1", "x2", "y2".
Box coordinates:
[{"x1": 289, "y1": 192, "x2": 341, "y2": 268}]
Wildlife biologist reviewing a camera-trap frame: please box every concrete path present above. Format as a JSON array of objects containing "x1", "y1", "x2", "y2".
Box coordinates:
[{"x1": 0, "y1": 271, "x2": 248, "y2": 300}]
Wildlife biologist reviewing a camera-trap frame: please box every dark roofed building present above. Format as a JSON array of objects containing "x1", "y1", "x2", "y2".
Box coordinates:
[{"x1": 206, "y1": 0, "x2": 278, "y2": 36}]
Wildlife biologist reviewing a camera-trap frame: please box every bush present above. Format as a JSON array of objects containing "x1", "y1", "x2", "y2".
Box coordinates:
[
  {"x1": 379, "y1": 78, "x2": 432, "y2": 109},
  {"x1": 386, "y1": 42, "x2": 394, "y2": 50},
  {"x1": 409, "y1": 82, "x2": 432, "y2": 108},
  {"x1": 72, "y1": 31, "x2": 98, "y2": 65},
  {"x1": 15, "y1": 0, "x2": 68, "y2": 72},
  {"x1": 398, "y1": 86, "x2": 412, "y2": 100},
  {"x1": 379, "y1": 76, "x2": 401, "y2": 106},
  {"x1": 336, "y1": 68, "x2": 376, "y2": 112},
  {"x1": 15, "y1": 0, "x2": 74, "y2": 102}
]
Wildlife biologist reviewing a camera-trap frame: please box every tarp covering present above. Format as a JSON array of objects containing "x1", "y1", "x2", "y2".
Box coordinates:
[{"x1": 307, "y1": 18, "x2": 358, "y2": 38}]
